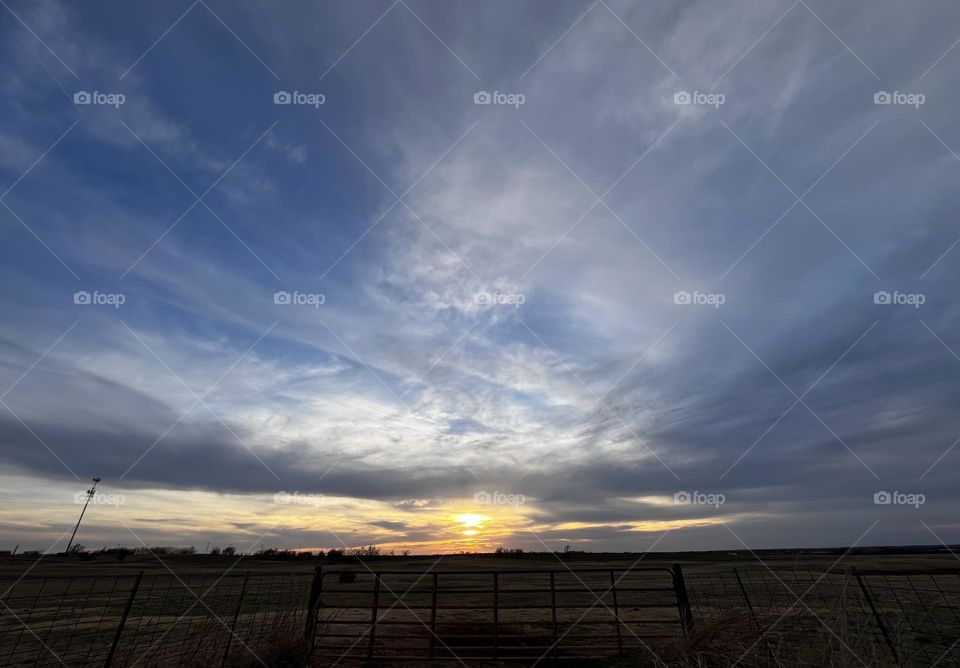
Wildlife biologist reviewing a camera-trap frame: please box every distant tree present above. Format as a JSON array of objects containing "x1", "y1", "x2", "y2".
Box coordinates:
[
  {"x1": 67, "y1": 543, "x2": 87, "y2": 555},
  {"x1": 132, "y1": 545, "x2": 196, "y2": 556},
  {"x1": 326, "y1": 548, "x2": 344, "y2": 559},
  {"x1": 210, "y1": 546, "x2": 222, "y2": 556},
  {"x1": 400, "y1": 550, "x2": 411, "y2": 557},
  {"x1": 254, "y1": 548, "x2": 299, "y2": 560},
  {"x1": 350, "y1": 545, "x2": 381, "y2": 557},
  {"x1": 222, "y1": 546, "x2": 236, "y2": 556},
  {"x1": 494, "y1": 547, "x2": 524, "y2": 557},
  {"x1": 99, "y1": 545, "x2": 133, "y2": 561}
]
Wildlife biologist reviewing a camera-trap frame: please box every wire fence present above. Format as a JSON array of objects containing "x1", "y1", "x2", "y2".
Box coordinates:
[
  {"x1": 686, "y1": 567, "x2": 960, "y2": 667},
  {"x1": 0, "y1": 571, "x2": 311, "y2": 667},
  {"x1": 1, "y1": 566, "x2": 958, "y2": 666}
]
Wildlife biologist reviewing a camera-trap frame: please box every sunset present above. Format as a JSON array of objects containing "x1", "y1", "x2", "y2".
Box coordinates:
[{"x1": 2, "y1": 0, "x2": 960, "y2": 665}]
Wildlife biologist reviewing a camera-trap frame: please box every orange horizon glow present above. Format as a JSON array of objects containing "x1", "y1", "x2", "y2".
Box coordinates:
[{"x1": 4, "y1": 480, "x2": 746, "y2": 555}]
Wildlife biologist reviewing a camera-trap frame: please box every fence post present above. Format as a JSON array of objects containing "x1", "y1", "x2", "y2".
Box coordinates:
[
  {"x1": 221, "y1": 572, "x2": 251, "y2": 667},
  {"x1": 673, "y1": 564, "x2": 694, "y2": 633},
  {"x1": 610, "y1": 571, "x2": 622, "y2": 653},
  {"x1": 367, "y1": 573, "x2": 381, "y2": 659},
  {"x1": 429, "y1": 572, "x2": 438, "y2": 660},
  {"x1": 304, "y1": 566, "x2": 323, "y2": 660},
  {"x1": 854, "y1": 568, "x2": 900, "y2": 666},
  {"x1": 733, "y1": 568, "x2": 760, "y2": 631},
  {"x1": 104, "y1": 571, "x2": 142, "y2": 668},
  {"x1": 493, "y1": 572, "x2": 499, "y2": 660},
  {"x1": 550, "y1": 571, "x2": 558, "y2": 661},
  {"x1": 735, "y1": 567, "x2": 777, "y2": 663}
]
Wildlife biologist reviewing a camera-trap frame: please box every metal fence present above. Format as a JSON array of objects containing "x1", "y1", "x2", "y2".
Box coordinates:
[
  {"x1": 0, "y1": 571, "x2": 311, "y2": 667},
  {"x1": 686, "y1": 567, "x2": 960, "y2": 667},
  {"x1": 307, "y1": 565, "x2": 691, "y2": 663},
  {"x1": 3, "y1": 565, "x2": 959, "y2": 666}
]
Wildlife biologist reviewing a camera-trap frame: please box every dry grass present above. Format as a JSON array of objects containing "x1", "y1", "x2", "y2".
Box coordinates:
[
  {"x1": 233, "y1": 610, "x2": 903, "y2": 667},
  {"x1": 138, "y1": 608, "x2": 310, "y2": 668},
  {"x1": 603, "y1": 611, "x2": 901, "y2": 668}
]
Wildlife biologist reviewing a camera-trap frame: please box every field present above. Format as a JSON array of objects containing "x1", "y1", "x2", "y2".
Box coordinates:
[
  {"x1": 5, "y1": 547, "x2": 960, "y2": 577},
  {"x1": 1, "y1": 550, "x2": 958, "y2": 666}
]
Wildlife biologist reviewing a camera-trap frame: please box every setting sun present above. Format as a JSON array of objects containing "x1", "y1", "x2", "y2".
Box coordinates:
[{"x1": 455, "y1": 513, "x2": 486, "y2": 536}]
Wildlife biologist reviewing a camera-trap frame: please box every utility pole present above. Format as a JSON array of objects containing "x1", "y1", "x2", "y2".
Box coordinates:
[{"x1": 66, "y1": 477, "x2": 100, "y2": 555}]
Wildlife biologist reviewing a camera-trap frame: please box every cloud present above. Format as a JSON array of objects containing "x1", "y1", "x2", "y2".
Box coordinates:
[
  {"x1": 1, "y1": 0, "x2": 960, "y2": 552},
  {"x1": 265, "y1": 133, "x2": 307, "y2": 164}
]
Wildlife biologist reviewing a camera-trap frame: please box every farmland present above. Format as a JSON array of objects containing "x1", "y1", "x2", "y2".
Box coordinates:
[
  {"x1": 1, "y1": 549, "x2": 958, "y2": 666},
  {"x1": 4, "y1": 546, "x2": 960, "y2": 578}
]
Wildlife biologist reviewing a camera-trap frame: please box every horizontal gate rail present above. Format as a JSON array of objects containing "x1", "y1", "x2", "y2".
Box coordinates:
[{"x1": 312, "y1": 566, "x2": 686, "y2": 663}]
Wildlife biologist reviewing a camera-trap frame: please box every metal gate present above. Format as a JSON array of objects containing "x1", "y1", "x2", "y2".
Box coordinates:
[{"x1": 307, "y1": 565, "x2": 692, "y2": 663}]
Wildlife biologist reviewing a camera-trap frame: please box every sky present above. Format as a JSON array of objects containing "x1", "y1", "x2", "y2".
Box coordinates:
[{"x1": 1, "y1": 0, "x2": 960, "y2": 555}]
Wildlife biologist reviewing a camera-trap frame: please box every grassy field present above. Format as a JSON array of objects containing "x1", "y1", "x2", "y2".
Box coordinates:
[
  {"x1": 1, "y1": 550, "x2": 957, "y2": 666},
  {"x1": 2, "y1": 548, "x2": 959, "y2": 577}
]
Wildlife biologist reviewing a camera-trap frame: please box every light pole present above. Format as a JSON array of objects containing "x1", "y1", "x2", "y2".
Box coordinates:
[{"x1": 66, "y1": 477, "x2": 100, "y2": 555}]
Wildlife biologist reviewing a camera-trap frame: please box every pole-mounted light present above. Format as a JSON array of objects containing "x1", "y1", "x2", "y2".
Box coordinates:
[{"x1": 66, "y1": 477, "x2": 100, "y2": 555}]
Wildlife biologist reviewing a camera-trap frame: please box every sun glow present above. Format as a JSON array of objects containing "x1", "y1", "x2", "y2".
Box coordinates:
[{"x1": 455, "y1": 513, "x2": 486, "y2": 535}]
